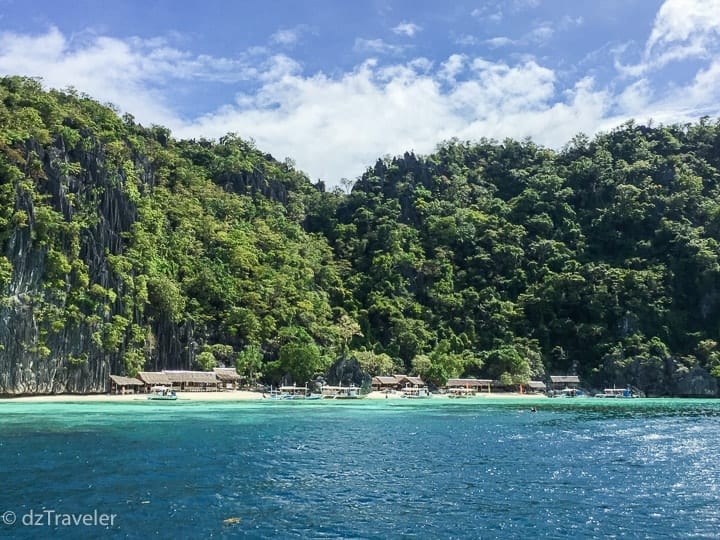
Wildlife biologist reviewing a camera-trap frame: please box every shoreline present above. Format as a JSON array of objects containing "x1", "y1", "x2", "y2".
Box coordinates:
[{"x1": 1, "y1": 390, "x2": 548, "y2": 403}]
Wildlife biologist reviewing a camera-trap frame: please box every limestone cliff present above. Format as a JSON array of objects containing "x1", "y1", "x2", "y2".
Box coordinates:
[
  {"x1": 0, "y1": 79, "x2": 330, "y2": 395},
  {"x1": 0, "y1": 134, "x2": 136, "y2": 394}
]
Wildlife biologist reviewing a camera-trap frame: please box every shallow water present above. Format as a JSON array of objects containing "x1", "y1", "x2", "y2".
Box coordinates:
[{"x1": 1, "y1": 398, "x2": 719, "y2": 538}]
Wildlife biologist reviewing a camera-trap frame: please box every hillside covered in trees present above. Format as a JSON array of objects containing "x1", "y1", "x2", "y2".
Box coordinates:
[{"x1": 1, "y1": 76, "x2": 719, "y2": 396}]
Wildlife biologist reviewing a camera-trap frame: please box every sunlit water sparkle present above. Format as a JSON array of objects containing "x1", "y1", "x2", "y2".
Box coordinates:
[{"x1": 1, "y1": 398, "x2": 719, "y2": 538}]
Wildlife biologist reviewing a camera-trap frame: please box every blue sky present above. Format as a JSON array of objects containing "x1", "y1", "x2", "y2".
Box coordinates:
[{"x1": 1, "y1": 0, "x2": 719, "y2": 186}]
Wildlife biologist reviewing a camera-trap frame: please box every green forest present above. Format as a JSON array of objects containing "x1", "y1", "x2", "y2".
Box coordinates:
[{"x1": 1, "y1": 76, "x2": 719, "y2": 395}]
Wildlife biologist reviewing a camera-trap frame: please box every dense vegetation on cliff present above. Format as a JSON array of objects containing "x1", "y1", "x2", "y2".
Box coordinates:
[{"x1": 1, "y1": 76, "x2": 719, "y2": 395}]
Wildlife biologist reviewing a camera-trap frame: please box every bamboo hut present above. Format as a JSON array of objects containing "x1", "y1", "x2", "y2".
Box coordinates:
[
  {"x1": 163, "y1": 370, "x2": 219, "y2": 391},
  {"x1": 371, "y1": 375, "x2": 399, "y2": 391},
  {"x1": 109, "y1": 375, "x2": 144, "y2": 395},
  {"x1": 213, "y1": 367, "x2": 242, "y2": 390},
  {"x1": 137, "y1": 372, "x2": 173, "y2": 393},
  {"x1": 527, "y1": 380, "x2": 547, "y2": 393},
  {"x1": 549, "y1": 375, "x2": 580, "y2": 390},
  {"x1": 445, "y1": 378, "x2": 493, "y2": 396},
  {"x1": 395, "y1": 375, "x2": 425, "y2": 388}
]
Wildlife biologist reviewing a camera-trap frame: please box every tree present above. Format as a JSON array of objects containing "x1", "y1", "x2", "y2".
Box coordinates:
[
  {"x1": 353, "y1": 349, "x2": 396, "y2": 375},
  {"x1": 196, "y1": 351, "x2": 216, "y2": 371},
  {"x1": 335, "y1": 314, "x2": 363, "y2": 353},
  {"x1": 278, "y1": 341, "x2": 324, "y2": 385},
  {"x1": 236, "y1": 345, "x2": 264, "y2": 386}
]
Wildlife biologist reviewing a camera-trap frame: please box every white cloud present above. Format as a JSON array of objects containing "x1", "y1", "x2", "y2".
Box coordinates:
[
  {"x1": 439, "y1": 54, "x2": 466, "y2": 82},
  {"x1": 392, "y1": 22, "x2": 422, "y2": 37},
  {"x1": 455, "y1": 34, "x2": 479, "y2": 46},
  {"x1": 527, "y1": 24, "x2": 554, "y2": 44},
  {"x1": 558, "y1": 15, "x2": 584, "y2": 30},
  {"x1": 353, "y1": 38, "x2": 406, "y2": 55},
  {"x1": 618, "y1": 0, "x2": 720, "y2": 75},
  {"x1": 2, "y1": 13, "x2": 720, "y2": 188},
  {"x1": 646, "y1": 0, "x2": 720, "y2": 55},
  {"x1": 616, "y1": 79, "x2": 653, "y2": 114},
  {"x1": 514, "y1": 0, "x2": 541, "y2": 8},
  {"x1": 483, "y1": 21, "x2": 559, "y2": 51},
  {"x1": 484, "y1": 36, "x2": 517, "y2": 48},
  {"x1": 471, "y1": 6, "x2": 503, "y2": 22},
  {"x1": 489, "y1": 12, "x2": 504, "y2": 23},
  {"x1": 171, "y1": 57, "x2": 604, "y2": 184},
  {"x1": 271, "y1": 28, "x2": 302, "y2": 46},
  {"x1": 471, "y1": 0, "x2": 537, "y2": 22},
  {"x1": 669, "y1": 58, "x2": 720, "y2": 115},
  {"x1": 0, "y1": 27, "x2": 180, "y2": 126}
]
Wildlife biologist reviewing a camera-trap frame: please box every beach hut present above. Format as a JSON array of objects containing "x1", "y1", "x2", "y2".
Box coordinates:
[
  {"x1": 372, "y1": 375, "x2": 399, "y2": 391},
  {"x1": 109, "y1": 375, "x2": 144, "y2": 395},
  {"x1": 137, "y1": 372, "x2": 173, "y2": 393},
  {"x1": 213, "y1": 367, "x2": 242, "y2": 390},
  {"x1": 445, "y1": 378, "x2": 493, "y2": 394},
  {"x1": 527, "y1": 381, "x2": 547, "y2": 394},
  {"x1": 395, "y1": 375, "x2": 425, "y2": 388},
  {"x1": 163, "y1": 370, "x2": 219, "y2": 392},
  {"x1": 549, "y1": 375, "x2": 580, "y2": 390}
]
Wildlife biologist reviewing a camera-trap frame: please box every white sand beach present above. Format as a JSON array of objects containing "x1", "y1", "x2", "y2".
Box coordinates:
[
  {"x1": 2, "y1": 390, "x2": 262, "y2": 403},
  {"x1": 2, "y1": 390, "x2": 546, "y2": 403},
  {"x1": 364, "y1": 391, "x2": 545, "y2": 400}
]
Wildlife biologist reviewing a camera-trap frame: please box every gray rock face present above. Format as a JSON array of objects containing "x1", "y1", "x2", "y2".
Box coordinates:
[
  {"x1": 1, "y1": 140, "x2": 110, "y2": 393},
  {"x1": 0, "y1": 130, "x2": 297, "y2": 395},
  {"x1": 325, "y1": 356, "x2": 371, "y2": 389},
  {"x1": 0, "y1": 293, "x2": 109, "y2": 394},
  {"x1": 671, "y1": 364, "x2": 718, "y2": 397},
  {"x1": 0, "y1": 137, "x2": 143, "y2": 394}
]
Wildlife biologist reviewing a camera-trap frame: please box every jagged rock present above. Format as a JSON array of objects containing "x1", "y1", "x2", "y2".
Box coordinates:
[
  {"x1": 671, "y1": 365, "x2": 718, "y2": 397},
  {"x1": 1, "y1": 137, "x2": 154, "y2": 394},
  {"x1": 325, "y1": 356, "x2": 371, "y2": 389}
]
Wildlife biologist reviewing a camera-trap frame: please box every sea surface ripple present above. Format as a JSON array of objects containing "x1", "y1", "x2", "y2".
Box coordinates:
[{"x1": 1, "y1": 398, "x2": 719, "y2": 538}]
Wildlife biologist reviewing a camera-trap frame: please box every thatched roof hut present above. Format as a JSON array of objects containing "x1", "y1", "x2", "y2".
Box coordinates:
[
  {"x1": 214, "y1": 367, "x2": 242, "y2": 389},
  {"x1": 213, "y1": 368, "x2": 242, "y2": 382},
  {"x1": 109, "y1": 375, "x2": 144, "y2": 386},
  {"x1": 109, "y1": 375, "x2": 144, "y2": 394},
  {"x1": 137, "y1": 372, "x2": 172, "y2": 387},
  {"x1": 550, "y1": 375, "x2": 580, "y2": 388},
  {"x1": 371, "y1": 376, "x2": 399, "y2": 390},
  {"x1": 163, "y1": 370, "x2": 218, "y2": 391},
  {"x1": 395, "y1": 375, "x2": 425, "y2": 388},
  {"x1": 164, "y1": 371, "x2": 218, "y2": 384},
  {"x1": 446, "y1": 378, "x2": 493, "y2": 389}
]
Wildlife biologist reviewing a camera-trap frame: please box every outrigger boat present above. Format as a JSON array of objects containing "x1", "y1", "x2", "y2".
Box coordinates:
[
  {"x1": 265, "y1": 385, "x2": 324, "y2": 400},
  {"x1": 447, "y1": 387, "x2": 476, "y2": 398},
  {"x1": 548, "y1": 388, "x2": 585, "y2": 398},
  {"x1": 321, "y1": 384, "x2": 364, "y2": 399},
  {"x1": 400, "y1": 386, "x2": 432, "y2": 399},
  {"x1": 147, "y1": 386, "x2": 177, "y2": 400},
  {"x1": 595, "y1": 387, "x2": 640, "y2": 398}
]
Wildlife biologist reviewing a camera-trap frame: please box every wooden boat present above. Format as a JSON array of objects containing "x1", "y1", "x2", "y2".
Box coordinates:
[
  {"x1": 265, "y1": 389, "x2": 287, "y2": 400},
  {"x1": 401, "y1": 386, "x2": 432, "y2": 399},
  {"x1": 447, "y1": 387, "x2": 476, "y2": 398},
  {"x1": 549, "y1": 388, "x2": 585, "y2": 398},
  {"x1": 147, "y1": 386, "x2": 177, "y2": 400},
  {"x1": 322, "y1": 384, "x2": 364, "y2": 399},
  {"x1": 265, "y1": 385, "x2": 324, "y2": 400},
  {"x1": 594, "y1": 387, "x2": 640, "y2": 398}
]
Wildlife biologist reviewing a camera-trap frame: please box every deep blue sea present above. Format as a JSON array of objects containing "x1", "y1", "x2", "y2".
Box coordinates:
[{"x1": 1, "y1": 398, "x2": 719, "y2": 539}]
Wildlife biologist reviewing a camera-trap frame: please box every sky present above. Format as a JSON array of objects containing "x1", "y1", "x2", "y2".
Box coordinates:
[{"x1": 1, "y1": 0, "x2": 720, "y2": 187}]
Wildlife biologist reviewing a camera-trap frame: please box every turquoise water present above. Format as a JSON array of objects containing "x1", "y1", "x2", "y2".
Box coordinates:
[{"x1": 1, "y1": 398, "x2": 719, "y2": 539}]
